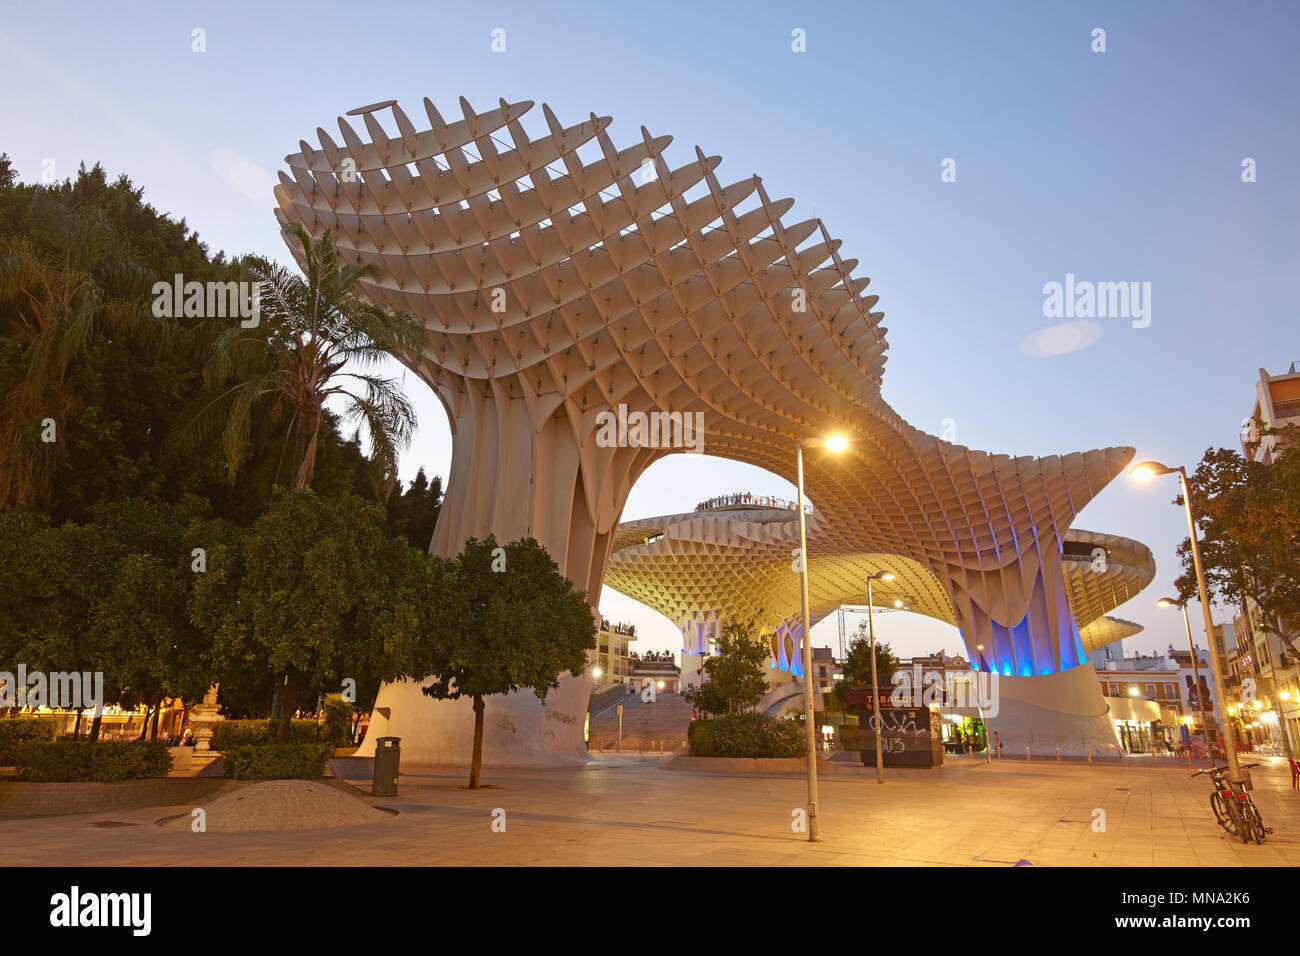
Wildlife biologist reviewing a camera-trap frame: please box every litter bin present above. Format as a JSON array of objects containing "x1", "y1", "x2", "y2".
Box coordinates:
[{"x1": 372, "y1": 736, "x2": 401, "y2": 796}]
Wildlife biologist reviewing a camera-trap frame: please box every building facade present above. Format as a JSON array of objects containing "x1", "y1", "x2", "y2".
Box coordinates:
[
  {"x1": 1232, "y1": 364, "x2": 1300, "y2": 756},
  {"x1": 595, "y1": 619, "x2": 637, "y2": 688}
]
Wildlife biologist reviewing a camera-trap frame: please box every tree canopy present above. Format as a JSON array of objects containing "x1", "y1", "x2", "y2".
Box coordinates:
[
  {"x1": 681, "y1": 616, "x2": 772, "y2": 716},
  {"x1": 1176, "y1": 424, "x2": 1300, "y2": 637},
  {"x1": 412, "y1": 535, "x2": 595, "y2": 788}
]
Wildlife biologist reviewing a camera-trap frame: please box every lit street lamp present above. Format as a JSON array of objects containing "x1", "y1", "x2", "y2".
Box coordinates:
[
  {"x1": 795, "y1": 433, "x2": 849, "y2": 842},
  {"x1": 975, "y1": 644, "x2": 992, "y2": 763},
  {"x1": 865, "y1": 570, "x2": 895, "y2": 783},
  {"x1": 1156, "y1": 596, "x2": 1212, "y2": 764},
  {"x1": 1131, "y1": 460, "x2": 1240, "y2": 778}
]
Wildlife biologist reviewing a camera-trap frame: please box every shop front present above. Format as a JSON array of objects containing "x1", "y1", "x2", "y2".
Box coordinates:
[
  {"x1": 939, "y1": 708, "x2": 987, "y2": 753},
  {"x1": 1104, "y1": 696, "x2": 1169, "y2": 754}
]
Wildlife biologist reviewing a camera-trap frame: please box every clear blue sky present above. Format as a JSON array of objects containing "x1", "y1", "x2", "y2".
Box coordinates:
[{"x1": 2, "y1": 0, "x2": 1296, "y2": 662}]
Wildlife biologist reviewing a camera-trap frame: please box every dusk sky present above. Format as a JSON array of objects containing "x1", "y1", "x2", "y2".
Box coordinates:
[{"x1": 3, "y1": 0, "x2": 1296, "y2": 663}]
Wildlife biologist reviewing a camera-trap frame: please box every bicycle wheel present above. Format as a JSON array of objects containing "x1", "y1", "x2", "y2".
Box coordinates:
[
  {"x1": 1211, "y1": 791, "x2": 1239, "y2": 837},
  {"x1": 1241, "y1": 800, "x2": 1266, "y2": 844}
]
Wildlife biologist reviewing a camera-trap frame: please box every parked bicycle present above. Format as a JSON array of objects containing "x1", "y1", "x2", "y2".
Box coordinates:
[{"x1": 1193, "y1": 762, "x2": 1271, "y2": 844}]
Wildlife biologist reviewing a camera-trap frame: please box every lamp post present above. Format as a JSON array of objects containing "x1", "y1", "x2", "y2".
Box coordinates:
[
  {"x1": 1156, "y1": 596, "x2": 1211, "y2": 764},
  {"x1": 865, "y1": 570, "x2": 895, "y2": 784},
  {"x1": 795, "y1": 433, "x2": 848, "y2": 842},
  {"x1": 1131, "y1": 461, "x2": 1240, "y2": 777},
  {"x1": 975, "y1": 644, "x2": 992, "y2": 763}
]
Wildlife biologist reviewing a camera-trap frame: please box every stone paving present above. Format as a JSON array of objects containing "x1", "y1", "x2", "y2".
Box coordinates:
[{"x1": 2, "y1": 754, "x2": 1297, "y2": 866}]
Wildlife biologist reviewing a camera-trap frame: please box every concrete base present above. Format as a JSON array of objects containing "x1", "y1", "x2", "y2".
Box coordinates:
[
  {"x1": 355, "y1": 674, "x2": 592, "y2": 767},
  {"x1": 984, "y1": 661, "x2": 1122, "y2": 758}
]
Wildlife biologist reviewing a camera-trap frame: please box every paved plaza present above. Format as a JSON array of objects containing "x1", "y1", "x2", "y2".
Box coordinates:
[{"x1": 3, "y1": 754, "x2": 1297, "y2": 867}]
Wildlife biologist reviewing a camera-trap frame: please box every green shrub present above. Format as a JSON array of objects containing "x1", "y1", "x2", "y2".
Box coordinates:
[
  {"x1": 14, "y1": 741, "x2": 172, "y2": 782},
  {"x1": 688, "y1": 719, "x2": 716, "y2": 757},
  {"x1": 689, "y1": 713, "x2": 804, "y2": 758},
  {"x1": 321, "y1": 694, "x2": 353, "y2": 746},
  {"x1": 223, "y1": 743, "x2": 333, "y2": 780},
  {"x1": 211, "y1": 719, "x2": 320, "y2": 750},
  {"x1": 840, "y1": 724, "x2": 863, "y2": 751},
  {"x1": 0, "y1": 716, "x2": 60, "y2": 764}
]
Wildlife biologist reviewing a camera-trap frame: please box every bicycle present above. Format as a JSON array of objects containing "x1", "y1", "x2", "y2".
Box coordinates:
[{"x1": 1193, "y1": 762, "x2": 1271, "y2": 844}]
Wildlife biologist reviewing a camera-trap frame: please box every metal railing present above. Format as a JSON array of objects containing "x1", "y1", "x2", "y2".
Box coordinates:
[{"x1": 694, "y1": 493, "x2": 812, "y2": 514}]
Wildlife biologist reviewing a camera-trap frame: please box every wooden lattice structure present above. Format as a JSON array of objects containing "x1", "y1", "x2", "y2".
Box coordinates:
[{"x1": 274, "y1": 97, "x2": 1140, "y2": 763}]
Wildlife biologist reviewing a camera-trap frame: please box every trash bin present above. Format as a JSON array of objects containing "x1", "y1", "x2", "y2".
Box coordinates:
[{"x1": 372, "y1": 736, "x2": 400, "y2": 796}]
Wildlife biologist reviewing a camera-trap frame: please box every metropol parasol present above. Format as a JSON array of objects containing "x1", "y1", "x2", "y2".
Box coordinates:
[{"x1": 272, "y1": 95, "x2": 1153, "y2": 764}]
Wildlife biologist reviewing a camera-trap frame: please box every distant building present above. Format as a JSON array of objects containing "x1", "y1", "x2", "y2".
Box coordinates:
[
  {"x1": 811, "y1": 646, "x2": 838, "y2": 696},
  {"x1": 1240, "y1": 363, "x2": 1300, "y2": 463},
  {"x1": 1232, "y1": 364, "x2": 1300, "y2": 755},
  {"x1": 627, "y1": 650, "x2": 681, "y2": 694},
  {"x1": 1095, "y1": 651, "x2": 1185, "y2": 753},
  {"x1": 595, "y1": 619, "x2": 637, "y2": 687}
]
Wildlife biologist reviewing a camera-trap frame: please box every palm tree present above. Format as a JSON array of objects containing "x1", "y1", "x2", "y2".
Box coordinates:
[
  {"x1": 185, "y1": 224, "x2": 421, "y2": 495},
  {"x1": 0, "y1": 199, "x2": 160, "y2": 507}
]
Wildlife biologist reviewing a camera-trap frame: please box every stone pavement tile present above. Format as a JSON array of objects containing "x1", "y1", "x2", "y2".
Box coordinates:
[{"x1": 2, "y1": 755, "x2": 1296, "y2": 867}]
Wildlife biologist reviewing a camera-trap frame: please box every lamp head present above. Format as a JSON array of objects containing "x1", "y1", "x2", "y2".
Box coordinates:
[
  {"x1": 1130, "y1": 461, "x2": 1175, "y2": 481},
  {"x1": 870, "y1": 570, "x2": 896, "y2": 582},
  {"x1": 803, "y1": 434, "x2": 849, "y2": 452},
  {"x1": 1156, "y1": 597, "x2": 1184, "y2": 609}
]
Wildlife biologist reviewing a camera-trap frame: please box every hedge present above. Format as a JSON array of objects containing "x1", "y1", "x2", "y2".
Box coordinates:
[
  {"x1": 211, "y1": 719, "x2": 321, "y2": 750},
  {"x1": 688, "y1": 713, "x2": 805, "y2": 758},
  {"x1": 0, "y1": 716, "x2": 60, "y2": 765},
  {"x1": 14, "y1": 741, "x2": 173, "y2": 782},
  {"x1": 223, "y1": 743, "x2": 333, "y2": 780}
]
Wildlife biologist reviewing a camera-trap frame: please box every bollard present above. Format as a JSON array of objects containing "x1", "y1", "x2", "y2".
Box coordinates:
[
  {"x1": 1086, "y1": 746, "x2": 1092, "y2": 763},
  {"x1": 1056, "y1": 747, "x2": 1060, "y2": 761},
  {"x1": 1151, "y1": 750, "x2": 1157, "y2": 765},
  {"x1": 1186, "y1": 750, "x2": 1192, "y2": 765},
  {"x1": 1025, "y1": 746, "x2": 1031, "y2": 762}
]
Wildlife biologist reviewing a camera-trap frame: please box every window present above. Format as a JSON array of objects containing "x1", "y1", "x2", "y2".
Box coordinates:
[
  {"x1": 1145, "y1": 684, "x2": 1156, "y2": 698},
  {"x1": 1164, "y1": 684, "x2": 1176, "y2": 698}
]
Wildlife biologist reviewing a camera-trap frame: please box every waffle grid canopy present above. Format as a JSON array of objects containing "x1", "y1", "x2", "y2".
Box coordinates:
[{"x1": 275, "y1": 96, "x2": 1138, "y2": 680}]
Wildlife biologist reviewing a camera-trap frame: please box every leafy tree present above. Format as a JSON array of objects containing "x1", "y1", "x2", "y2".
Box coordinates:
[
  {"x1": 0, "y1": 198, "x2": 167, "y2": 507},
  {"x1": 0, "y1": 160, "x2": 251, "y2": 524},
  {"x1": 681, "y1": 616, "x2": 772, "y2": 716},
  {"x1": 191, "y1": 489, "x2": 428, "y2": 743},
  {"x1": 184, "y1": 225, "x2": 420, "y2": 495},
  {"x1": 0, "y1": 513, "x2": 116, "y2": 737},
  {"x1": 84, "y1": 497, "x2": 229, "y2": 728},
  {"x1": 1175, "y1": 424, "x2": 1300, "y2": 639},
  {"x1": 0, "y1": 497, "x2": 231, "y2": 737},
  {"x1": 841, "y1": 629, "x2": 900, "y2": 689},
  {"x1": 385, "y1": 467, "x2": 443, "y2": 549},
  {"x1": 411, "y1": 535, "x2": 596, "y2": 789}
]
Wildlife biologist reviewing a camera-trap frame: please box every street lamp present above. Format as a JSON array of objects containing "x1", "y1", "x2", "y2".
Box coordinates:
[
  {"x1": 865, "y1": 570, "x2": 895, "y2": 784},
  {"x1": 1131, "y1": 460, "x2": 1240, "y2": 777},
  {"x1": 794, "y1": 433, "x2": 849, "y2": 842},
  {"x1": 1156, "y1": 596, "x2": 1211, "y2": 764},
  {"x1": 975, "y1": 643, "x2": 992, "y2": 763}
]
